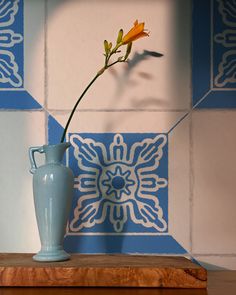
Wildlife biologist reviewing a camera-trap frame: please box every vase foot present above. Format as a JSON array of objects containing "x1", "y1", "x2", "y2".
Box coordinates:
[{"x1": 33, "y1": 248, "x2": 70, "y2": 262}]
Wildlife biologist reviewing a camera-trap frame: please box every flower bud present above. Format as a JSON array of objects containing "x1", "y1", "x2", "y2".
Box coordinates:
[
  {"x1": 104, "y1": 40, "x2": 109, "y2": 54},
  {"x1": 116, "y1": 29, "x2": 123, "y2": 44},
  {"x1": 124, "y1": 42, "x2": 132, "y2": 60}
]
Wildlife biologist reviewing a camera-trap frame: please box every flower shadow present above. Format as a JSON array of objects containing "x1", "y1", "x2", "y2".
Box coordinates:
[
  {"x1": 128, "y1": 50, "x2": 163, "y2": 70},
  {"x1": 104, "y1": 49, "x2": 164, "y2": 133},
  {"x1": 113, "y1": 50, "x2": 163, "y2": 97}
]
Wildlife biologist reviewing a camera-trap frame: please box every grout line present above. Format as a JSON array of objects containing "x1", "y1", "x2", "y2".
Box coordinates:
[
  {"x1": 44, "y1": 0, "x2": 48, "y2": 144},
  {"x1": 188, "y1": 108, "x2": 236, "y2": 112},
  {"x1": 167, "y1": 90, "x2": 213, "y2": 134},
  {"x1": 46, "y1": 108, "x2": 191, "y2": 113},
  {"x1": 192, "y1": 254, "x2": 236, "y2": 257},
  {"x1": 45, "y1": 110, "x2": 48, "y2": 144},
  {"x1": 210, "y1": 0, "x2": 213, "y2": 89},
  {"x1": 189, "y1": 0, "x2": 193, "y2": 111},
  {"x1": 167, "y1": 112, "x2": 189, "y2": 134},
  {"x1": 189, "y1": 0, "x2": 193, "y2": 256},
  {"x1": 0, "y1": 109, "x2": 44, "y2": 112},
  {"x1": 192, "y1": 90, "x2": 211, "y2": 109},
  {"x1": 189, "y1": 112, "x2": 193, "y2": 254},
  {"x1": 44, "y1": 0, "x2": 48, "y2": 110}
]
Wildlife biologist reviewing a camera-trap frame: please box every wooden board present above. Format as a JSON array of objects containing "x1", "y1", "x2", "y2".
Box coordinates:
[{"x1": 0, "y1": 254, "x2": 207, "y2": 288}]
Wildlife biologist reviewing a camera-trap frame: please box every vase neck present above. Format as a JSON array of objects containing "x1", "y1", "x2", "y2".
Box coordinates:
[{"x1": 43, "y1": 143, "x2": 70, "y2": 164}]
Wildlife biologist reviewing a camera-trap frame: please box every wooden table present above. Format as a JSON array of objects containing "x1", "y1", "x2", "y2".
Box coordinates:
[
  {"x1": 0, "y1": 272, "x2": 235, "y2": 295},
  {"x1": 0, "y1": 254, "x2": 206, "y2": 288}
]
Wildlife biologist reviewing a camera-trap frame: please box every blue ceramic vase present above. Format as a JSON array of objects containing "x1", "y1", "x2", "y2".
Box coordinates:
[{"x1": 29, "y1": 142, "x2": 74, "y2": 262}]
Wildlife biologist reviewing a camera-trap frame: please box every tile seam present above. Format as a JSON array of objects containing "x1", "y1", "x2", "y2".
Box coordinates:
[
  {"x1": 189, "y1": 112, "x2": 193, "y2": 255},
  {"x1": 193, "y1": 254, "x2": 236, "y2": 257},
  {"x1": 44, "y1": 0, "x2": 48, "y2": 143},
  {"x1": 0, "y1": 109, "x2": 44, "y2": 112},
  {"x1": 46, "y1": 109, "x2": 190, "y2": 113},
  {"x1": 44, "y1": 0, "x2": 48, "y2": 110}
]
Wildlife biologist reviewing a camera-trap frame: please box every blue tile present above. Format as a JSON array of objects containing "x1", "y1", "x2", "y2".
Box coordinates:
[
  {"x1": 64, "y1": 235, "x2": 187, "y2": 254},
  {"x1": 47, "y1": 111, "x2": 189, "y2": 254},
  {"x1": 0, "y1": 0, "x2": 24, "y2": 89},
  {"x1": 192, "y1": 0, "x2": 211, "y2": 107},
  {"x1": 0, "y1": 0, "x2": 41, "y2": 109},
  {"x1": 48, "y1": 115, "x2": 64, "y2": 145},
  {"x1": 213, "y1": 0, "x2": 236, "y2": 89},
  {"x1": 67, "y1": 133, "x2": 168, "y2": 235},
  {"x1": 48, "y1": 117, "x2": 188, "y2": 254},
  {"x1": 0, "y1": 90, "x2": 41, "y2": 109},
  {"x1": 192, "y1": 0, "x2": 236, "y2": 108}
]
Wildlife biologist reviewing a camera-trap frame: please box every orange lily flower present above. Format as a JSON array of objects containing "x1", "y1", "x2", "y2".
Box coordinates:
[{"x1": 122, "y1": 20, "x2": 149, "y2": 44}]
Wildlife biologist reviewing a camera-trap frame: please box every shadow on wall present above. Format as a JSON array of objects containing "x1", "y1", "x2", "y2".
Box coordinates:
[
  {"x1": 30, "y1": 0, "x2": 192, "y2": 255},
  {"x1": 104, "y1": 50, "x2": 164, "y2": 132},
  {"x1": 198, "y1": 261, "x2": 228, "y2": 271}
]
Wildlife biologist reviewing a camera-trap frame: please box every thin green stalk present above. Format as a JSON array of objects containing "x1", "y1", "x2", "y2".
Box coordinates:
[
  {"x1": 60, "y1": 73, "x2": 100, "y2": 143},
  {"x1": 60, "y1": 42, "x2": 128, "y2": 143}
]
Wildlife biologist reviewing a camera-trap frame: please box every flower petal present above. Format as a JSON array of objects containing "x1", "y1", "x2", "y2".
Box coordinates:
[{"x1": 122, "y1": 20, "x2": 148, "y2": 44}]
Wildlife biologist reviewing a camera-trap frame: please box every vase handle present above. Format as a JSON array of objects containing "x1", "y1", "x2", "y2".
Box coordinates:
[{"x1": 29, "y1": 146, "x2": 44, "y2": 174}]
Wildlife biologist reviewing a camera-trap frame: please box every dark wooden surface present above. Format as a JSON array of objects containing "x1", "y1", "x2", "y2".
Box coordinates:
[
  {"x1": 0, "y1": 271, "x2": 235, "y2": 295},
  {"x1": 0, "y1": 254, "x2": 207, "y2": 288}
]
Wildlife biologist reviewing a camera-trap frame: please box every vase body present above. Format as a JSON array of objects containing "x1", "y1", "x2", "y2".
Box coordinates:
[{"x1": 29, "y1": 142, "x2": 74, "y2": 262}]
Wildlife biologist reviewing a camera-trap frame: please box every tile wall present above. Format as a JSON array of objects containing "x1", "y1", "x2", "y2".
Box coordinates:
[{"x1": 0, "y1": 0, "x2": 235, "y2": 269}]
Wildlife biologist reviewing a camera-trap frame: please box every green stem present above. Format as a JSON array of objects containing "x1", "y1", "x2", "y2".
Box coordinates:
[
  {"x1": 60, "y1": 73, "x2": 100, "y2": 143},
  {"x1": 107, "y1": 59, "x2": 123, "y2": 68},
  {"x1": 60, "y1": 48, "x2": 126, "y2": 143}
]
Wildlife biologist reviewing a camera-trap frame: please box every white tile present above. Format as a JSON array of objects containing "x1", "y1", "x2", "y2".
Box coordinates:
[
  {"x1": 47, "y1": 0, "x2": 191, "y2": 111},
  {"x1": 192, "y1": 111, "x2": 236, "y2": 254},
  {"x1": 169, "y1": 114, "x2": 190, "y2": 252},
  {"x1": 52, "y1": 111, "x2": 187, "y2": 134},
  {"x1": 0, "y1": 111, "x2": 45, "y2": 252},
  {"x1": 194, "y1": 256, "x2": 236, "y2": 270},
  {"x1": 24, "y1": 0, "x2": 45, "y2": 106}
]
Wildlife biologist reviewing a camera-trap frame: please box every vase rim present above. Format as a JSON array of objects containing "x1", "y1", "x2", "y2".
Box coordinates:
[{"x1": 43, "y1": 142, "x2": 71, "y2": 149}]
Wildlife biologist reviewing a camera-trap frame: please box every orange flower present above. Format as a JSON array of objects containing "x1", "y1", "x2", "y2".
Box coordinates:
[{"x1": 122, "y1": 20, "x2": 149, "y2": 44}]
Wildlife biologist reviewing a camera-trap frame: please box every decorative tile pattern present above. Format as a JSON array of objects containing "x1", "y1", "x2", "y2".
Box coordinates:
[
  {"x1": 0, "y1": 0, "x2": 41, "y2": 109},
  {"x1": 48, "y1": 114, "x2": 188, "y2": 254},
  {"x1": 0, "y1": 0, "x2": 23, "y2": 88},
  {"x1": 67, "y1": 133, "x2": 168, "y2": 234},
  {"x1": 192, "y1": 0, "x2": 236, "y2": 108},
  {"x1": 213, "y1": 0, "x2": 236, "y2": 88},
  {"x1": 0, "y1": 0, "x2": 235, "y2": 268}
]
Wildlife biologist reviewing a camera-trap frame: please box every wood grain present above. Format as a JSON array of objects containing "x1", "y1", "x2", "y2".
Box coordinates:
[
  {"x1": 1, "y1": 271, "x2": 236, "y2": 295},
  {"x1": 0, "y1": 254, "x2": 207, "y2": 288}
]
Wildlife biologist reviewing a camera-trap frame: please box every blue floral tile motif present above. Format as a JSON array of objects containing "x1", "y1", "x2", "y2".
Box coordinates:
[
  {"x1": 48, "y1": 117, "x2": 187, "y2": 253},
  {"x1": 67, "y1": 133, "x2": 168, "y2": 234},
  {"x1": 0, "y1": 0, "x2": 41, "y2": 109},
  {"x1": 213, "y1": 0, "x2": 236, "y2": 88},
  {"x1": 192, "y1": 0, "x2": 236, "y2": 108},
  {"x1": 0, "y1": 0, "x2": 23, "y2": 88}
]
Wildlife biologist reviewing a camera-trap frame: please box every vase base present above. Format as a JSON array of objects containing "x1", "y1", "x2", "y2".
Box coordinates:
[{"x1": 33, "y1": 249, "x2": 70, "y2": 262}]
